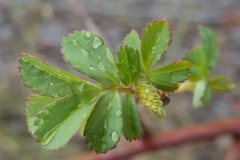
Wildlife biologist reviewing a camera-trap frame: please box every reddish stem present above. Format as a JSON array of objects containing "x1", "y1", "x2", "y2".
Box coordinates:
[
  {"x1": 68, "y1": 119, "x2": 240, "y2": 160},
  {"x1": 225, "y1": 134, "x2": 240, "y2": 160}
]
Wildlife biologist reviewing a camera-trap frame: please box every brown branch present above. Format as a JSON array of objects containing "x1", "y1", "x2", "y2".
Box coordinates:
[
  {"x1": 225, "y1": 134, "x2": 240, "y2": 160},
  {"x1": 68, "y1": 118, "x2": 240, "y2": 160}
]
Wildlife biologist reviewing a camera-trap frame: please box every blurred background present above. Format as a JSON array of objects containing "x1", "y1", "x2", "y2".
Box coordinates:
[{"x1": 0, "y1": 0, "x2": 239, "y2": 159}]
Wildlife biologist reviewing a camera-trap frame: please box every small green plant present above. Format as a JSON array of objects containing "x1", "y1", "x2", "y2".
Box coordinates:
[
  {"x1": 181, "y1": 26, "x2": 235, "y2": 108},
  {"x1": 19, "y1": 19, "x2": 192, "y2": 153},
  {"x1": 19, "y1": 19, "x2": 235, "y2": 154}
]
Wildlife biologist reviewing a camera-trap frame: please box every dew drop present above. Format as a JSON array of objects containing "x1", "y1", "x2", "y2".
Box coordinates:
[
  {"x1": 111, "y1": 131, "x2": 119, "y2": 142},
  {"x1": 104, "y1": 123, "x2": 107, "y2": 129},
  {"x1": 106, "y1": 48, "x2": 115, "y2": 64},
  {"x1": 81, "y1": 48, "x2": 90, "y2": 57},
  {"x1": 52, "y1": 94, "x2": 58, "y2": 98},
  {"x1": 34, "y1": 65, "x2": 40, "y2": 69},
  {"x1": 34, "y1": 118, "x2": 43, "y2": 126},
  {"x1": 156, "y1": 33, "x2": 161, "y2": 43},
  {"x1": 85, "y1": 31, "x2": 91, "y2": 38},
  {"x1": 99, "y1": 62, "x2": 106, "y2": 71},
  {"x1": 116, "y1": 110, "x2": 122, "y2": 116},
  {"x1": 88, "y1": 142, "x2": 92, "y2": 146},
  {"x1": 77, "y1": 83, "x2": 84, "y2": 92},
  {"x1": 98, "y1": 56, "x2": 102, "y2": 61},
  {"x1": 55, "y1": 141, "x2": 58, "y2": 143},
  {"x1": 89, "y1": 65, "x2": 96, "y2": 71},
  {"x1": 33, "y1": 87, "x2": 37, "y2": 90},
  {"x1": 92, "y1": 37, "x2": 102, "y2": 49},
  {"x1": 50, "y1": 82, "x2": 53, "y2": 85},
  {"x1": 43, "y1": 110, "x2": 49, "y2": 114},
  {"x1": 93, "y1": 135, "x2": 98, "y2": 139},
  {"x1": 78, "y1": 103, "x2": 82, "y2": 108},
  {"x1": 83, "y1": 114, "x2": 87, "y2": 118}
]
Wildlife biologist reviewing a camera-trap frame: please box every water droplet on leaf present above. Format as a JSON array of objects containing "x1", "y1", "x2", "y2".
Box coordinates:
[
  {"x1": 77, "y1": 83, "x2": 84, "y2": 92},
  {"x1": 81, "y1": 48, "x2": 90, "y2": 57},
  {"x1": 92, "y1": 37, "x2": 102, "y2": 49},
  {"x1": 72, "y1": 40, "x2": 82, "y2": 50},
  {"x1": 52, "y1": 94, "x2": 58, "y2": 98},
  {"x1": 104, "y1": 123, "x2": 107, "y2": 129},
  {"x1": 50, "y1": 82, "x2": 53, "y2": 85},
  {"x1": 43, "y1": 110, "x2": 49, "y2": 114},
  {"x1": 111, "y1": 131, "x2": 119, "y2": 142},
  {"x1": 99, "y1": 62, "x2": 106, "y2": 71},
  {"x1": 106, "y1": 48, "x2": 115, "y2": 64},
  {"x1": 156, "y1": 33, "x2": 161, "y2": 43},
  {"x1": 116, "y1": 110, "x2": 122, "y2": 116},
  {"x1": 89, "y1": 65, "x2": 96, "y2": 71},
  {"x1": 98, "y1": 56, "x2": 102, "y2": 61},
  {"x1": 34, "y1": 118, "x2": 43, "y2": 126},
  {"x1": 85, "y1": 31, "x2": 91, "y2": 38},
  {"x1": 83, "y1": 114, "x2": 87, "y2": 118}
]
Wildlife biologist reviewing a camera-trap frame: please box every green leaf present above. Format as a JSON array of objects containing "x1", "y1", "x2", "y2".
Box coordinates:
[
  {"x1": 117, "y1": 45, "x2": 141, "y2": 86},
  {"x1": 149, "y1": 61, "x2": 191, "y2": 92},
  {"x1": 19, "y1": 53, "x2": 101, "y2": 98},
  {"x1": 199, "y1": 26, "x2": 219, "y2": 69},
  {"x1": 193, "y1": 81, "x2": 207, "y2": 108},
  {"x1": 84, "y1": 91, "x2": 123, "y2": 153},
  {"x1": 123, "y1": 30, "x2": 141, "y2": 52},
  {"x1": 122, "y1": 94, "x2": 142, "y2": 141},
  {"x1": 34, "y1": 94, "x2": 98, "y2": 150},
  {"x1": 26, "y1": 95, "x2": 54, "y2": 133},
  {"x1": 210, "y1": 76, "x2": 236, "y2": 93},
  {"x1": 62, "y1": 31, "x2": 120, "y2": 87},
  {"x1": 183, "y1": 46, "x2": 208, "y2": 81},
  {"x1": 123, "y1": 30, "x2": 145, "y2": 72},
  {"x1": 141, "y1": 19, "x2": 171, "y2": 70}
]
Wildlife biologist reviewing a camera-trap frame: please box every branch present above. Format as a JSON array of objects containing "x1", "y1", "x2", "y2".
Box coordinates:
[
  {"x1": 68, "y1": 118, "x2": 240, "y2": 160},
  {"x1": 225, "y1": 134, "x2": 240, "y2": 160}
]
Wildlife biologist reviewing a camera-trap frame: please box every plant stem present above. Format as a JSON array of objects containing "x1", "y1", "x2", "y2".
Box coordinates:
[
  {"x1": 102, "y1": 86, "x2": 135, "y2": 94},
  {"x1": 68, "y1": 118, "x2": 240, "y2": 160}
]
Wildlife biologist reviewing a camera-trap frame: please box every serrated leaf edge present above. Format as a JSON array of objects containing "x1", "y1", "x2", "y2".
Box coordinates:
[{"x1": 141, "y1": 19, "x2": 173, "y2": 69}]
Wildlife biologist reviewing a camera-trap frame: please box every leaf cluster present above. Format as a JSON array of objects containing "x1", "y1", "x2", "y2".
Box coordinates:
[
  {"x1": 19, "y1": 19, "x2": 191, "y2": 153},
  {"x1": 182, "y1": 27, "x2": 235, "y2": 108}
]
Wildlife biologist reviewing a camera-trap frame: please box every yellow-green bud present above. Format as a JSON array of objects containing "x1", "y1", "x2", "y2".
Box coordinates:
[{"x1": 136, "y1": 82, "x2": 165, "y2": 119}]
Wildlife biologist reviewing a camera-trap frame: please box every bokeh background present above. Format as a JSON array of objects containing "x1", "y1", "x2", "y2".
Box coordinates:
[{"x1": 0, "y1": 0, "x2": 240, "y2": 159}]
